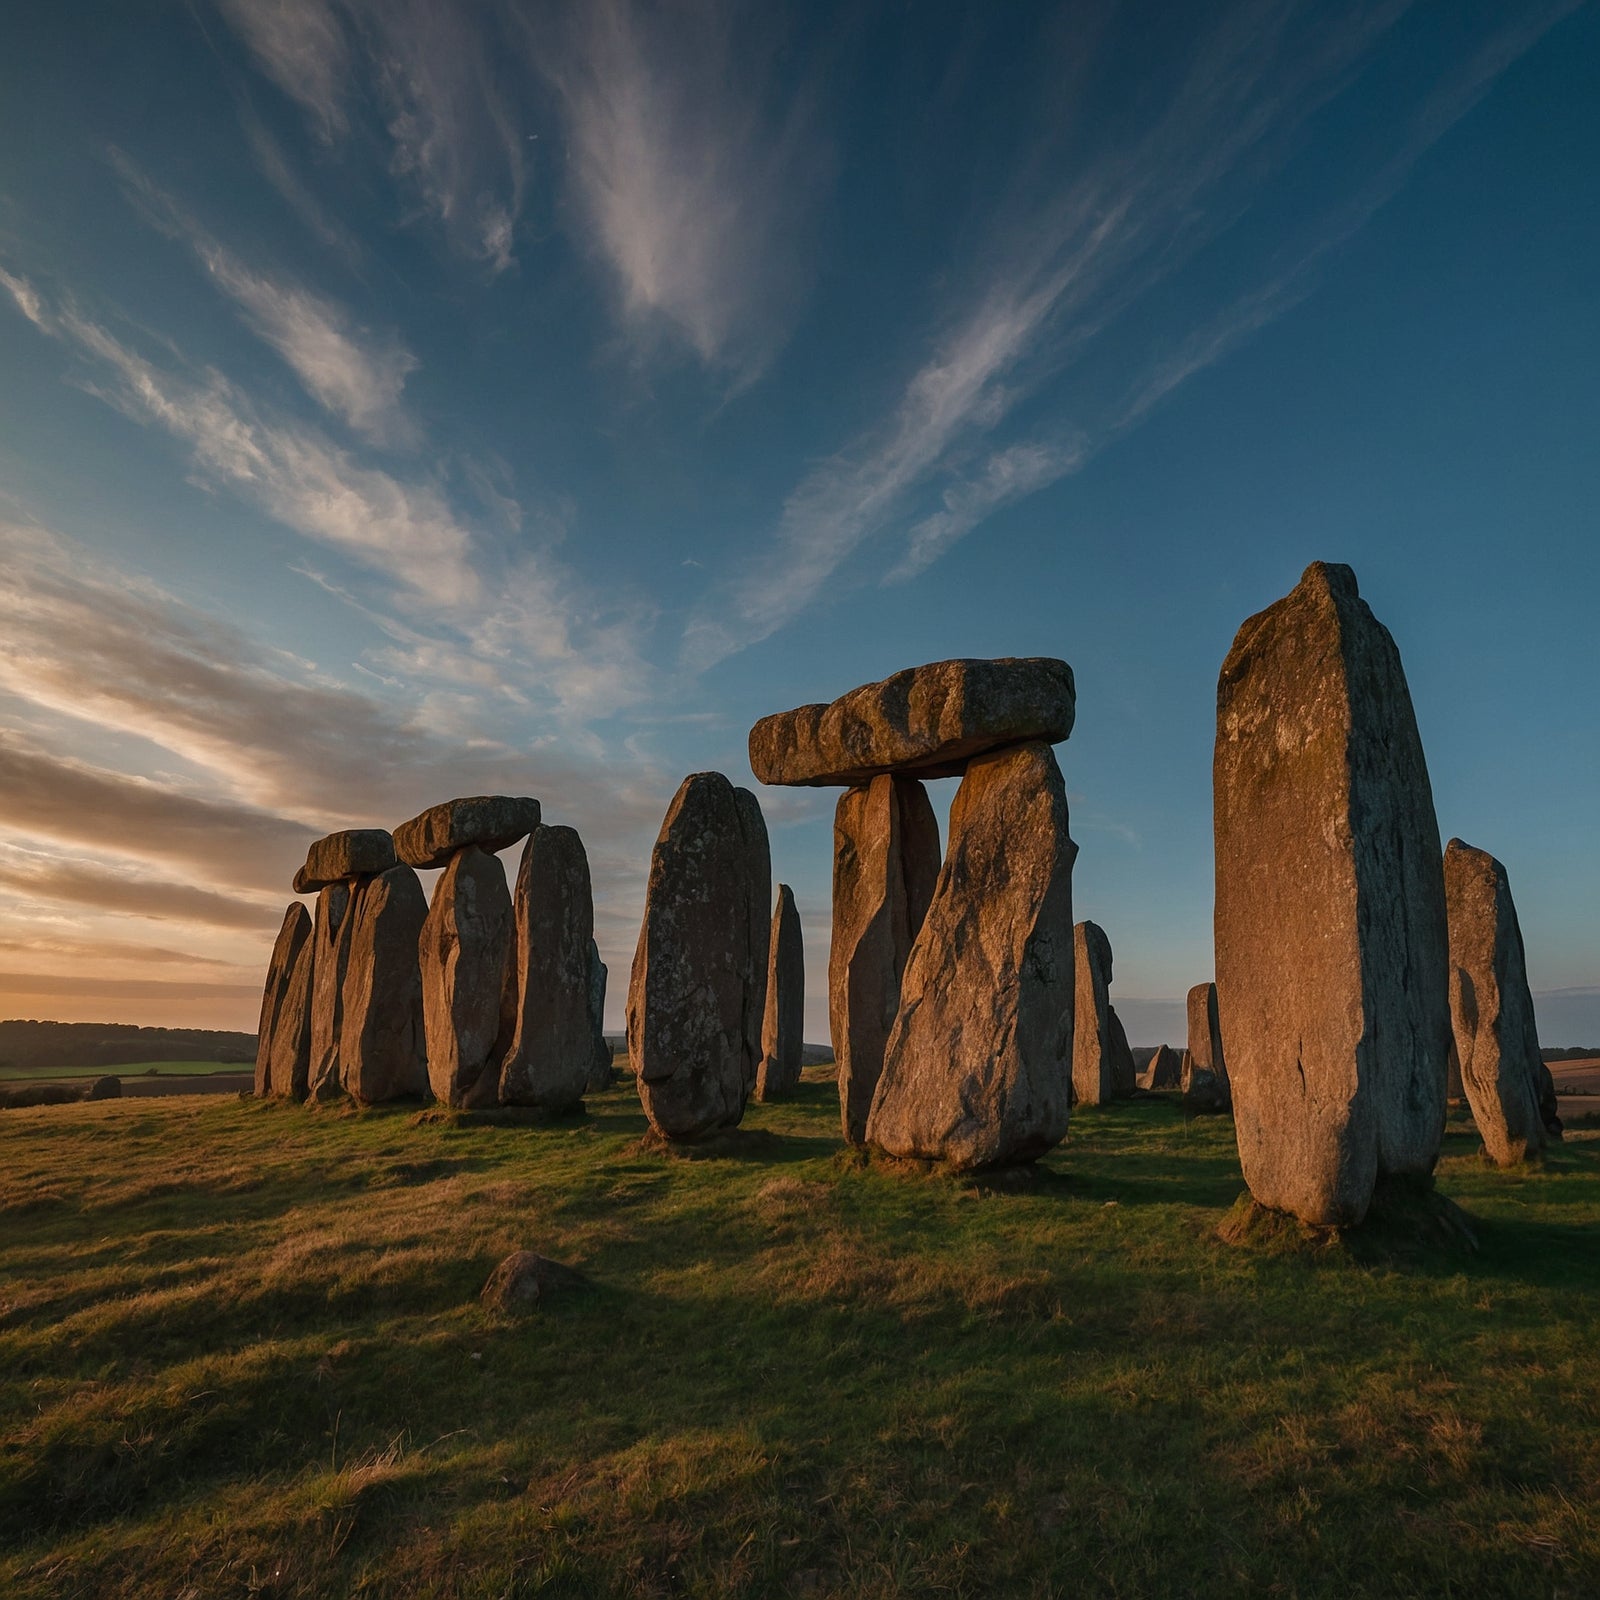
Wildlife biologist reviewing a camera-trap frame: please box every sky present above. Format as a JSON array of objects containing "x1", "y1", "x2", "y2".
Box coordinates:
[{"x1": 0, "y1": 0, "x2": 1596, "y2": 1047}]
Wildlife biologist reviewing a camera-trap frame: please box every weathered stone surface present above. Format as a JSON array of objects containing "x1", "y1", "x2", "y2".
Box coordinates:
[
  {"x1": 255, "y1": 903, "x2": 311, "y2": 1097},
  {"x1": 586, "y1": 939, "x2": 613, "y2": 1092},
  {"x1": 734, "y1": 789, "x2": 772, "y2": 1094},
  {"x1": 1186, "y1": 982, "x2": 1232, "y2": 1111},
  {"x1": 1141, "y1": 1043, "x2": 1182, "y2": 1090},
  {"x1": 1072, "y1": 921, "x2": 1116, "y2": 1107},
  {"x1": 480, "y1": 1251, "x2": 585, "y2": 1315},
  {"x1": 1107, "y1": 1005, "x2": 1137, "y2": 1097},
  {"x1": 867, "y1": 741, "x2": 1077, "y2": 1170},
  {"x1": 419, "y1": 846, "x2": 513, "y2": 1109},
  {"x1": 1443, "y1": 839, "x2": 1549, "y2": 1166},
  {"x1": 306, "y1": 882, "x2": 354, "y2": 1102},
  {"x1": 750, "y1": 657, "x2": 1076, "y2": 787},
  {"x1": 829, "y1": 776, "x2": 940, "y2": 1144},
  {"x1": 394, "y1": 795, "x2": 541, "y2": 870},
  {"x1": 294, "y1": 829, "x2": 396, "y2": 893},
  {"x1": 628, "y1": 774, "x2": 770, "y2": 1138},
  {"x1": 757, "y1": 884, "x2": 805, "y2": 1101},
  {"x1": 499, "y1": 825, "x2": 595, "y2": 1112},
  {"x1": 339, "y1": 865, "x2": 428, "y2": 1103},
  {"x1": 1214, "y1": 561, "x2": 1450, "y2": 1226}
]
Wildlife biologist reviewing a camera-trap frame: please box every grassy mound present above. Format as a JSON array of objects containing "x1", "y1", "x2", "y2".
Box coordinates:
[{"x1": 1, "y1": 1077, "x2": 1595, "y2": 1598}]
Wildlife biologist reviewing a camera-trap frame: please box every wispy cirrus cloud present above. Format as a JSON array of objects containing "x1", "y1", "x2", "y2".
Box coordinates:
[
  {"x1": 214, "y1": 0, "x2": 352, "y2": 140},
  {"x1": 683, "y1": 0, "x2": 1577, "y2": 668},
  {"x1": 534, "y1": 0, "x2": 830, "y2": 383},
  {"x1": 113, "y1": 152, "x2": 418, "y2": 447},
  {"x1": 216, "y1": 0, "x2": 527, "y2": 273},
  {"x1": 2, "y1": 270, "x2": 475, "y2": 601}
]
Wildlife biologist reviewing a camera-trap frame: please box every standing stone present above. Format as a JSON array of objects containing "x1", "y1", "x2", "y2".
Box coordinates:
[
  {"x1": 829, "y1": 776, "x2": 940, "y2": 1145},
  {"x1": 867, "y1": 741, "x2": 1077, "y2": 1170},
  {"x1": 499, "y1": 825, "x2": 598, "y2": 1112},
  {"x1": 270, "y1": 930, "x2": 317, "y2": 1101},
  {"x1": 1142, "y1": 1044, "x2": 1182, "y2": 1090},
  {"x1": 1107, "y1": 1005, "x2": 1137, "y2": 1097},
  {"x1": 1214, "y1": 561, "x2": 1450, "y2": 1226},
  {"x1": 255, "y1": 903, "x2": 311, "y2": 1097},
  {"x1": 1536, "y1": 1062, "x2": 1563, "y2": 1140},
  {"x1": 757, "y1": 884, "x2": 805, "y2": 1101},
  {"x1": 1072, "y1": 921, "x2": 1116, "y2": 1107},
  {"x1": 340, "y1": 865, "x2": 428, "y2": 1103},
  {"x1": 306, "y1": 882, "x2": 354, "y2": 1102},
  {"x1": 420, "y1": 846, "x2": 513, "y2": 1109},
  {"x1": 1186, "y1": 982, "x2": 1232, "y2": 1111},
  {"x1": 586, "y1": 939, "x2": 613, "y2": 1092},
  {"x1": 734, "y1": 789, "x2": 772, "y2": 1094},
  {"x1": 1443, "y1": 839, "x2": 1549, "y2": 1166},
  {"x1": 628, "y1": 773, "x2": 767, "y2": 1138}
]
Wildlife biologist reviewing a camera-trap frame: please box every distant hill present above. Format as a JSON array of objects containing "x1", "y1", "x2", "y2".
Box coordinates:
[{"x1": 0, "y1": 1020, "x2": 256, "y2": 1072}]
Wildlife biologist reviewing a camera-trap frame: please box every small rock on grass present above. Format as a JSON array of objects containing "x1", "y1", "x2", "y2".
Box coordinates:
[{"x1": 480, "y1": 1251, "x2": 586, "y2": 1315}]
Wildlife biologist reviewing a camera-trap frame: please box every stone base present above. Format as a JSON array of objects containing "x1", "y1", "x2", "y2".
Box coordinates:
[{"x1": 1217, "y1": 1177, "x2": 1479, "y2": 1264}]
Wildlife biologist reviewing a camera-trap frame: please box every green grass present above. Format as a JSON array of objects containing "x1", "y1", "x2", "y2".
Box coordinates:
[
  {"x1": 0, "y1": 1060, "x2": 250, "y2": 1082},
  {"x1": 1, "y1": 1073, "x2": 1596, "y2": 1599}
]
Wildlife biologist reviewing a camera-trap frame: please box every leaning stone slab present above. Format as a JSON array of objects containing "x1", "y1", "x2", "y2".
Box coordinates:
[
  {"x1": 1072, "y1": 921, "x2": 1116, "y2": 1107},
  {"x1": 498, "y1": 825, "x2": 596, "y2": 1113},
  {"x1": 1214, "y1": 561, "x2": 1450, "y2": 1227},
  {"x1": 757, "y1": 884, "x2": 805, "y2": 1101},
  {"x1": 829, "y1": 775, "x2": 940, "y2": 1144},
  {"x1": 340, "y1": 865, "x2": 429, "y2": 1103},
  {"x1": 1443, "y1": 839, "x2": 1549, "y2": 1166},
  {"x1": 420, "y1": 845, "x2": 513, "y2": 1109},
  {"x1": 867, "y1": 740, "x2": 1077, "y2": 1170},
  {"x1": 628, "y1": 773, "x2": 766, "y2": 1139},
  {"x1": 305, "y1": 882, "x2": 354, "y2": 1102},
  {"x1": 394, "y1": 795, "x2": 542, "y2": 871},
  {"x1": 294, "y1": 829, "x2": 396, "y2": 893},
  {"x1": 750, "y1": 657, "x2": 1076, "y2": 787},
  {"x1": 255, "y1": 903, "x2": 311, "y2": 1097},
  {"x1": 1186, "y1": 982, "x2": 1232, "y2": 1111}
]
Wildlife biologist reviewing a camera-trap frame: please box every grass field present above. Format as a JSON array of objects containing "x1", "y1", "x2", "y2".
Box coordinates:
[
  {"x1": 1, "y1": 1071, "x2": 1596, "y2": 1599},
  {"x1": 0, "y1": 1061, "x2": 250, "y2": 1083}
]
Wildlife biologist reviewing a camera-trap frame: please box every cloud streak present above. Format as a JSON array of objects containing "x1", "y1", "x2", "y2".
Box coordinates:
[
  {"x1": 113, "y1": 152, "x2": 418, "y2": 446},
  {"x1": 216, "y1": 0, "x2": 527, "y2": 273},
  {"x1": 536, "y1": 0, "x2": 829, "y2": 382},
  {"x1": 684, "y1": 0, "x2": 1573, "y2": 667},
  {"x1": 3, "y1": 267, "x2": 652, "y2": 720},
  {"x1": 0, "y1": 851, "x2": 284, "y2": 932}
]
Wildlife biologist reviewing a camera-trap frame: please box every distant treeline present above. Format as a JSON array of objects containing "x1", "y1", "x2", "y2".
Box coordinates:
[
  {"x1": 1541, "y1": 1046, "x2": 1600, "y2": 1061},
  {"x1": 0, "y1": 1020, "x2": 256, "y2": 1072}
]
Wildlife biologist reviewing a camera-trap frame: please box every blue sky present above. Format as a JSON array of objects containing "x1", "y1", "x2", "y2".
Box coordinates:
[{"x1": 0, "y1": 0, "x2": 1595, "y2": 1044}]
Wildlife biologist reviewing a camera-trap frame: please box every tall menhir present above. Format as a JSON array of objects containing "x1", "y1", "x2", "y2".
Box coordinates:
[{"x1": 1213, "y1": 562, "x2": 1450, "y2": 1226}]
